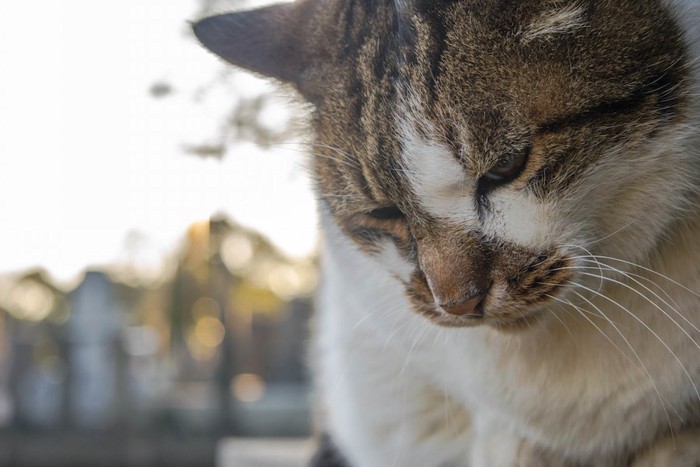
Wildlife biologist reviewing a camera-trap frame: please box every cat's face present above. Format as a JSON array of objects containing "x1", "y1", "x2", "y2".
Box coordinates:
[{"x1": 195, "y1": 0, "x2": 695, "y2": 330}]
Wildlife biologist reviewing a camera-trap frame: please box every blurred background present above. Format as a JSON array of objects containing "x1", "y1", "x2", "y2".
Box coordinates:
[{"x1": 0, "y1": 0, "x2": 319, "y2": 465}]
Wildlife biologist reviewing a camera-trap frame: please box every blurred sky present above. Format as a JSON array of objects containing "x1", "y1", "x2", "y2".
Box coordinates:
[{"x1": 0, "y1": 0, "x2": 317, "y2": 284}]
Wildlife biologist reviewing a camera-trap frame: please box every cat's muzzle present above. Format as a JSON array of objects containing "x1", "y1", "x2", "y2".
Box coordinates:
[{"x1": 405, "y1": 248, "x2": 574, "y2": 329}]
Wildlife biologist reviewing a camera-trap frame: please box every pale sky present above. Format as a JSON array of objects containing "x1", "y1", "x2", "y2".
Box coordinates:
[{"x1": 0, "y1": 0, "x2": 318, "y2": 284}]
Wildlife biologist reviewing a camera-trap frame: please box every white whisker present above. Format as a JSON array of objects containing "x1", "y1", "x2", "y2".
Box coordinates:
[
  {"x1": 579, "y1": 220, "x2": 637, "y2": 247},
  {"x1": 546, "y1": 293, "x2": 634, "y2": 368},
  {"x1": 563, "y1": 244, "x2": 605, "y2": 292},
  {"x1": 568, "y1": 290, "x2": 679, "y2": 435},
  {"x1": 548, "y1": 302, "x2": 577, "y2": 341},
  {"x1": 577, "y1": 260, "x2": 700, "y2": 336},
  {"x1": 400, "y1": 324, "x2": 430, "y2": 377},
  {"x1": 572, "y1": 281, "x2": 700, "y2": 409},
  {"x1": 310, "y1": 151, "x2": 361, "y2": 170},
  {"x1": 584, "y1": 255, "x2": 700, "y2": 300},
  {"x1": 551, "y1": 261, "x2": 700, "y2": 337},
  {"x1": 313, "y1": 142, "x2": 360, "y2": 163}
]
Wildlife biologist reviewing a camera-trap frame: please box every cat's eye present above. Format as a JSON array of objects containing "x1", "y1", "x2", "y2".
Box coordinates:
[
  {"x1": 366, "y1": 206, "x2": 404, "y2": 220},
  {"x1": 483, "y1": 150, "x2": 528, "y2": 183}
]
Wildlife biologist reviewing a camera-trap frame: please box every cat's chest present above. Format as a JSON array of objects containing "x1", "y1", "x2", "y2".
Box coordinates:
[{"x1": 402, "y1": 312, "x2": 694, "y2": 456}]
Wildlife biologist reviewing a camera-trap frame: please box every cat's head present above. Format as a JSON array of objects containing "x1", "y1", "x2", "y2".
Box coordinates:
[{"x1": 195, "y1": 0, "x2": 697, "y2": 330}]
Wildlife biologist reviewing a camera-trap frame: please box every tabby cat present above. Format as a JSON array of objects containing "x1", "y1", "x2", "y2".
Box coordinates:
[{"x1": 194, "y1": 0, "x2": 700, "y2": 465}]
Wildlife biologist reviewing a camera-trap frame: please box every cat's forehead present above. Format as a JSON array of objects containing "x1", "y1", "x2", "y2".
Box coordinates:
[{"x1": 428, "y1": 2, "x2": 679, "y2": 121}]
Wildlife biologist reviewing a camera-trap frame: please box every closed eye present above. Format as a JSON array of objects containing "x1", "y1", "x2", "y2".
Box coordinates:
[
  {"x1": 483, "y1": 151, "x2": 528, "y2": 182},
  {"x1": 366, "y1": 206, "x2": 404, "y2": 220},
  {"x1": 477, "y1": 147, "x2": 530, "y2": 195}
]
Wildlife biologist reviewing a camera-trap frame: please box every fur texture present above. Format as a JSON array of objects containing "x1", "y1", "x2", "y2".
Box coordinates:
[{"x1": 194, "y1": 0, "x2": 700, "y2": 465}]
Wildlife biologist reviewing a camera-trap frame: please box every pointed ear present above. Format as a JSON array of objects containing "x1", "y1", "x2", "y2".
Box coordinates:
[{"x1": 193, "y1": 3, "x2": 312, "y2": 93}]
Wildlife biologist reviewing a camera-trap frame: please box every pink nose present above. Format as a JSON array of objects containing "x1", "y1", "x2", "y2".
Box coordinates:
[{"x1": 440, "y1": 293, "x2": 486, "y2": 317}]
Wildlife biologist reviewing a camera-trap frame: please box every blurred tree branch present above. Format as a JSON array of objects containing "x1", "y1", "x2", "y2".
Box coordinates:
[{"x1": 155, "y1": 0, "x2": 297, "y2": 159}]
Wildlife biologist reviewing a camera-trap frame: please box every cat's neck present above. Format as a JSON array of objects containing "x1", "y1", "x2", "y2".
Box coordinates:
[{"x1": 649, "y1": 202, "x2": 700, "y2": 291}]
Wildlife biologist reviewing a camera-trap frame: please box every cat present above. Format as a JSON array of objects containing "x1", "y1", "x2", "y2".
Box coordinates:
[{"x1": 193, "y1": 0, "x2": 700, "y2": 465}]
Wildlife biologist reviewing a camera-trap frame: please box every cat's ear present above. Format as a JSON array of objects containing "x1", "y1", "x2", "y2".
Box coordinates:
[{"x1": 192, "y1": 3, "x2": 315, "y2": 99}]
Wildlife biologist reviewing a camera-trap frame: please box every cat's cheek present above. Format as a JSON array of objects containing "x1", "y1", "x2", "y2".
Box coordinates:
[
  {"x1": 320, "y1": 205, "x2": 415, "y2": 284},
  {"x1": 484, "y1": 192, "x2": 564, "y2": 252},
  {"x1": 372, "y1": 241, "x2": 414, "y2": 283}
]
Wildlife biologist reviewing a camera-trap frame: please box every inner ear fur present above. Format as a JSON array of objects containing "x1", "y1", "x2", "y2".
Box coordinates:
[{"x1": 192, "y1": 1, "x2": 320, "y2": 100}]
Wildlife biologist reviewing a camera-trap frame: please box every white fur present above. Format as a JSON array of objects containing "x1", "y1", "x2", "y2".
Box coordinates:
[
  {"x1": 375, "y1": 241, "x2": 414, "y2": 283},
  {"x1": 399, "y1": 117, "x2": 479, "y2": 225},
  {"x1": 316, "y1": 212, "x2": 476, "y2": 466},
  {"x1": 483, "y1": 189, "x2": 561, "y2": 250},
  {"x1": 522, "y1": 3, "x2": 588, "y2": 43}
]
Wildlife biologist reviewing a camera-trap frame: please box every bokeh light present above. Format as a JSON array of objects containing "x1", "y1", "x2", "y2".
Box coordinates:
[{"x1": 231, "y1": 373, "x2": 266, "y2": 403}]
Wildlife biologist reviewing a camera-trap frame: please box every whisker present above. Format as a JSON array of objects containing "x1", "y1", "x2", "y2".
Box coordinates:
[
  {"x1": 309, "y1": 151, "x2": 361, "y2": 170},
  {"x1": 583, "y1": 273, "x2": 700, "y2": 399},
  {"x1": 383, "y1": 313, "x2": 418, "y2": 349},
  {"x1": 576, "y1": 260, "x2": 700, "y2": 336},
  {"x1": 546, "y1": 302, "x2": 577, "y2": 341},
  {"x1": 352, "y1": 308, "x2": 380, "y2": 332},
  {"x1": 320, "y1": 194, "x2": 362, "y2": 200},
  {"x1": 546, "y1": 293, "x2": 634, "y2": 368},
  {"x1": 313, "y1": 142, "x2": 360, "y2": 162},
  {"x1": 613, "y1": 269, "x2": 690, "y2": 331},
  {"x1": 567, "y1": 290, "x2": 680, "y2": 435},
  {"x1": 433, "y1": 326, "x2": 448, "y2": 349},
  {"x1": 572, "y1": 281, "x2": 700, "y2": 409},
  {"x1": 562, "y1": 244, "x2": 605, "y2": 292},
  {"x1": 551, "y1": 262, "x2": 700, "y2": 336},
  {"x1": 579, "y1": 221, "x2": 637, "y2": 247},
  {"x1": 577, "y1": 271, "x2": 700, "y2": 355},
  {"x1": 582, "y1": 255, "x2": 700, "y2": 300},
  {"x1": 400, "y1": 324, "x2": 430, "y2": 377}
]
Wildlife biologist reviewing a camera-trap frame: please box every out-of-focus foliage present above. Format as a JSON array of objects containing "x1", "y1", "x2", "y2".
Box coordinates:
[{"x1": 176, "y1": 0, "x2": 299, "y2": 159}]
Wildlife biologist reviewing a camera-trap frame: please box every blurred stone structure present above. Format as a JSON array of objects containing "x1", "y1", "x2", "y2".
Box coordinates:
[{"x1": 0, "y1": 217, "x2": 315, "y2": 465}]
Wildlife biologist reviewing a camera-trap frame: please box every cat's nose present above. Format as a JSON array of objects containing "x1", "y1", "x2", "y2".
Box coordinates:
[
  {"x1": 416, "y1": 230, "x2": 492, "y2": 318},
  {"x1": 439, "y1": 292, "x2": 487, "y2": 317}
]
